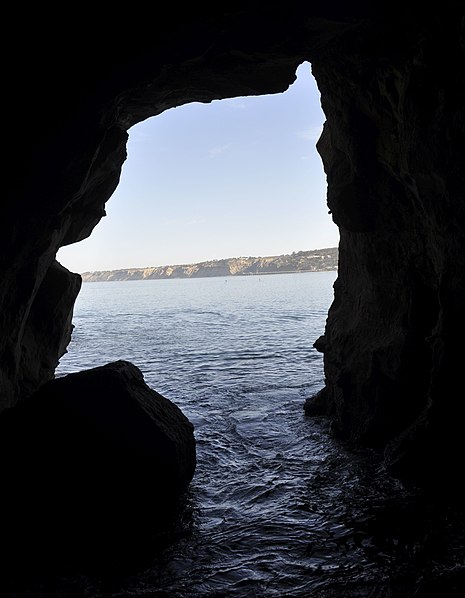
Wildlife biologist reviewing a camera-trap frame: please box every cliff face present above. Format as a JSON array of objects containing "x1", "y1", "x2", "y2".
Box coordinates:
[
  {"x1": 81, "y1": 248, "x2": 338, "y2": 282},
  {"x1": 2, "y1": 3, "x2": 465, "y2": 485}
]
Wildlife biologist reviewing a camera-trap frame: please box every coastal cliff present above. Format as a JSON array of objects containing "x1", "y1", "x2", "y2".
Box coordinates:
[{"x1": 80, "y1": 248, "x2": 338, "y2": 282}]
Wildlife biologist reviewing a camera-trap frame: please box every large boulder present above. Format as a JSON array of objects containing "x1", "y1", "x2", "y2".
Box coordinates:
[{"x1": 0, "y1": 360, "x2": 196, "y2": 574}]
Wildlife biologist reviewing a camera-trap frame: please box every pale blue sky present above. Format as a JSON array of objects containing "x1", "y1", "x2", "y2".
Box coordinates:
[{"x1": 57, "y1": 62, "x2": 339, "y2": 273}]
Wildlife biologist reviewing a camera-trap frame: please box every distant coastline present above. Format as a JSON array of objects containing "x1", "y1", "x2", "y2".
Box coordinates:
[{"x1": 80, "y1": 248, "x2": 338, "y2": 282}]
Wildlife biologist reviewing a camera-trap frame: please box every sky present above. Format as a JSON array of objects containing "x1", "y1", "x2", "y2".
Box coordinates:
[{"x1": 57, "y1": 61, "x2": 339, "y2": 273}]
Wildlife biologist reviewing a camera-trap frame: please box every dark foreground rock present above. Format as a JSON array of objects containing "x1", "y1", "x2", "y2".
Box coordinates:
[{"x1": 0, "y1": 361, "x2": 196, "y2": 575}]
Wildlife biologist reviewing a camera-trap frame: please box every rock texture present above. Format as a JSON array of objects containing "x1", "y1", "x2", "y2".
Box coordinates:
[
  {"x1": 81, "y1": 248, "x2": 338, "y2": 282},
  {"x1": 19, "y1": 260, "x2": 82, "y2": 399},
  {"x1": 2, "y1": 3, "x2": 465, "y2": 491},
  {"x1": 306, "y1": 10, "x2": 465, "y2": 486},
  {"x1": 0, "y1": 361, "x2": 196, "y2": 572}
]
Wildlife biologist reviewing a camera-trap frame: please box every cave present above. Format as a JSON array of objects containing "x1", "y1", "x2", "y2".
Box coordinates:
[{"x1": 2, "y1": 2, "x2": 465, "y2": 593}]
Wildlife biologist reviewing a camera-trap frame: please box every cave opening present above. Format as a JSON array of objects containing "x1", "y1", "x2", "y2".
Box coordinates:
[
  {"x1": 45, "y1": 60, "x2": 348, "y2": 588},
  {"x1": 56, "y1": 61, "x2": 339, "y2": 401},
  {"x1": 47, "y1": 61, "x2": 344, "y2": 582},
  {"x1": 57, "y1": 62, "x2": 336, "y2": 276}
]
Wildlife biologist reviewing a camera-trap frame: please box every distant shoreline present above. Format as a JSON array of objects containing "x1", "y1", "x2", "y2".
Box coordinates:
[{"x1": 79, "y1": 248, "x2": 338, "y2": 283}]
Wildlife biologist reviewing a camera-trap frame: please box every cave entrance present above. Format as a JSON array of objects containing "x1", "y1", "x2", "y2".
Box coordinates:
[
  {"x1": 56, "y1": 60, "x2": 338, "y2": 405},
  {"x1": 57, "y1": 62, "x2": 336, "y2": 275},
  {"x1": 54, "y1": 62, "x2": 339, "y2": 561}
]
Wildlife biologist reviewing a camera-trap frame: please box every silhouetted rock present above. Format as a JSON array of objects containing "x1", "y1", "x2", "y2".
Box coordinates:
[
  {"x1": 304, "y1": 387, "x2": 330, "y2": 416},
  {"x1": 0, "y1": 361, "x2": 196, "y2": 574},
  {"x1": 19, "y1": 260, "x2": 82, "y2": 399},
  {"x1": 313, "y1": 335, "x2": 327, "y2": 354}
]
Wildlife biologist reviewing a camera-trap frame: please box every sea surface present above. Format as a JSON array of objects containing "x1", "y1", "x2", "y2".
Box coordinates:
[{"x1": 21, "y1": 271, "x2": 464, "y2": 597}]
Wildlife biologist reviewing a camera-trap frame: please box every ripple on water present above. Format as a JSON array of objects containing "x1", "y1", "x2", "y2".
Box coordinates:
[{"x1": 40, "y1": 274, "x2": 465, "y2": 597}]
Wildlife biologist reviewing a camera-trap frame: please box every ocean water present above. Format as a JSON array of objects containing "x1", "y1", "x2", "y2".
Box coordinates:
[{"x1": 35, "y1": 271, "x2": 463, "y2": 597}]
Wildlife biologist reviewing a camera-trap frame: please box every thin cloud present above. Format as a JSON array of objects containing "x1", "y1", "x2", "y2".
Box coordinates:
[
  {"x1": 227, "y1": 99, "x2": 247, "y2": 110},
  {"x1": 186, "y1": 218, "x2": 206, "y2": 226},
  {"x1": 129, "y1": 126, "x2": 154, "y2": 141},
  {"x1": 298, "y1": 124, "x2": 323, "y2": 142},
  {"x1": 208, "y1": 144, "x2": 231, "y2": 158},
  {"x1": 159, "y1": 218, "x2": 206, "y2": 229}
]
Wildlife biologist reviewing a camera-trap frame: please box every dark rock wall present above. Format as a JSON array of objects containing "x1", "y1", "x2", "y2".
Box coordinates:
[
  {"x1": 2, "y1": 4, "x2": 464, "y2": 480},
  {"x1": 311, "y1": 12, "x2": 465, "y2": 480},
  {"x1": 19, "y1": 260, "x2": 82, "y2": 400}
]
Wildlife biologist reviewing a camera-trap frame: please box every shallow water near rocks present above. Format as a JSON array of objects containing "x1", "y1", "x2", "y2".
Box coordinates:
[{"x1": 9, "y1": 271, "x2": 464, "y2": 597}]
